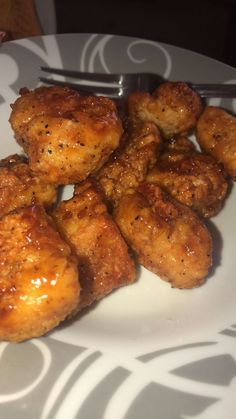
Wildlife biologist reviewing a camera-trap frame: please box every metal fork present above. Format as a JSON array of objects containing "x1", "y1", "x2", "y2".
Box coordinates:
[{"x1": 40, "y1": 66, "x2": 236, "y2": 99}]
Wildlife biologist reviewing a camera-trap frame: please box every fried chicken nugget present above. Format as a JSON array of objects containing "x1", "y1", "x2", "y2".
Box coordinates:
[
  {"x1": 96, "y1": 121, "x2": 162, "y2": 207},
  {"x1": 0, "y1": 154, "x2": 58, "y2": 217},
  {"x1": 22, "y1": 95, "x2": 123, "y2": 184},
  {"x1": 52, "y1": 180, "x2": 136, "y2": 310},
  {"x1": 113, "y1": 183, "x2": 212, "y2": 288},
  {"x1": 196, "y1": 106, "x2": 236, "y2": 180},
  {"x1": 9, "y1": 86, "x2": 81, "y2": 150},
  {"x1": 146, "y1": 136, "x2": 228, "y2": 217},
  {"x1": 127, "y1": 82, "x2": 203, "y2": 139},
  {"x1": 0, "y1": 205, "x2": 80, "y2": 342}
]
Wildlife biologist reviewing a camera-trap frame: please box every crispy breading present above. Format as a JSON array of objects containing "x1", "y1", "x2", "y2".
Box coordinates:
[
  {"x1": 96, "y1": 121, "x2": 162, "y2": 207},
  {"x1": 196, "y1": 106, "x2": 236, "y2": 180},
  {"x1": 24, "y1": 96, "x2": 122, "y2": 184},
  {"x1": 0, "y1": 205, "x2": 80, "y2": 342},
  {"x1": 52, "y1": 180, "x2": 136, "y2": 310},
  {"x1": 127, "y1": 82, "x2": 203, "y2": 139},
  {"x1": 113, "y1": 183, "x2": 212, "y2": 289},
  {"x1": 146, "y1": 136, "x2": 228, "y2": 217},
  {"x1": 9, "y1": 87, "x2": 123, "y2": 184},
  {"x1": 0, "y1": 154, "x2": 58, "y2": 217},
  {"x1": 9, "y1": 86, "x2": 82, "y2": 150}
]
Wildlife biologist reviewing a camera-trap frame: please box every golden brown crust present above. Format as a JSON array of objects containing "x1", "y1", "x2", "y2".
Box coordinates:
[
  {"x1": 1, "y1": 84, "x2": 230, "y2": 341},
  {"x1": 127, "y1": 82, "x2": 203, "y2": 139},
  {"x1": 196, "y1": 106, "x2": 236, "y2": 180},
  {"x1": 96, "y1": 121, "x2": 162, "y2": 207},
  {"x1": 52, "y1": 180, "x2": 136, "y2": 310},
  {"x1": 146, "y1": 136, "x2": 228, "y2": 217},
  {"x1": 9, "y1": 86, "x2": 82, "y2": 149},
  {"x1": 0, "y1": 154, "x2": 58, "y2": 217},
  {"x1": 114, "y1": 183, "x2": 212, "y2": 288},
  {"x1": 0, "y1": 205, "x2": 80, "y2": 342},
  {"x1": 9, "y1": 87, "x2": 123, "y2": 185}
]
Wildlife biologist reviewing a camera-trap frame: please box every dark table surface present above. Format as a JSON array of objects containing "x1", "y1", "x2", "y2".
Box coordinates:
[{"x1": 55, "y1": 0, "x2": 236, "y2": 68}]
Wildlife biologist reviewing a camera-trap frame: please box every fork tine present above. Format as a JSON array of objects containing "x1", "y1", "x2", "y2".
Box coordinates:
[
  {"x1": 41, "y1": 67, "x2": 123, "y2": 84},
  {"x1": 39, "y1": 77, "x2": 124, "y2": 98}
]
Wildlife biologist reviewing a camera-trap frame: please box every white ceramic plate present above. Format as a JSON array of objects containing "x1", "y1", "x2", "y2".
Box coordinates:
[{"x1": 0, "y1": 33, "x2": 236, "y2": 419}]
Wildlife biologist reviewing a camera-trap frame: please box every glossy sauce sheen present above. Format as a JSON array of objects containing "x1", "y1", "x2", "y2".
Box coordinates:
[
  {"x1": 0, "y1": 205, "x2": 80, "y2": 342},
  {"x1": 114, "y1": 183, "x2": 212, "y2": 289},
  {"x1": 52, "y1": 180, "x2": 136, "y2": 311},
  {"x1": 9, "y1": 87, "x2": 123, "y2": 184}
]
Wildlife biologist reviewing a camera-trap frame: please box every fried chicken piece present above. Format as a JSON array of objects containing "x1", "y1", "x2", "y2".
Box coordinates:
[
  {"x1": 22, "y1": 94, "x2": 123, "y2": 184},
  {"x1": 146, "y1": 136, "x2": 228, "y2": 217},
  {"x1": 96, "y1": 121, "x2": 162, "y2": 207},
  {"x1": 0, "y1": 205, "x2": 80, "y2": 342},
  {"x1": 113, "y1": 183, "x2": 212, "y2": 288},
  {"x1": 9, "y1": 86, "x2": 82, "y2": 150},
  {"x1": 0, "y1": 154, "x2": 58, "y2": 217},
  {"x1": 196, "y1": 106, "x2": 236, "y2": 180},
  {"x1": 52, "y1": 180, "x2": 136, "y2": 310},
  {"x1": 127, "y1": 82, "x2": 203, "y2": 139}
]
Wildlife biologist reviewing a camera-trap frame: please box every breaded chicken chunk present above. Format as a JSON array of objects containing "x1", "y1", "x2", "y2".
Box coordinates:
[
  {"x1": 96, "y1": 121, "x2": 162, "y2": 207},
  {"x1": 0, "y1": 205, "x2": 80, "y2": 342},
  {"x1": 52, "y1": 180, "x2": 136, "y2": 310},
  {"x1": 22, "y1": 95, "x2": 123, "y2": 184},
  {"x1": 127, "y1": 82, "x2": 203, "y2": 139},
  {"x1": 9, "y1": 86, "x2": 81, "y2": 149},
  {"x1": 196, "y1": 106, "x2": 236, "y2": 180},
  {"x1": 146, "y1": 136, "x2": 228, "y2": 217},
  {"x1": 114, "y1": 183, "x2": 212, "y2": 288},
  {"x1": 0, "y1": 154, "x2": 58, "y2": 217}
]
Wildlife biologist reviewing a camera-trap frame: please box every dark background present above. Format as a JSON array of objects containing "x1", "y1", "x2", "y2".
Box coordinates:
[{"x1": 55, "y1": 0, "x2": 236, "y2": 68}]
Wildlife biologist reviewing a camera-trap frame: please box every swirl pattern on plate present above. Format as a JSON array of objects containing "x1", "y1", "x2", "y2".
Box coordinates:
[{"x1": 1, "y1": 33, "x2": 236, "y2": 419}]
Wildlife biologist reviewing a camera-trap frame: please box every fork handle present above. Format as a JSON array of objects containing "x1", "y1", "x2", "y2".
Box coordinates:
[{"x1": 191, "y1": 83, "x2": 236, "y2": 98}]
